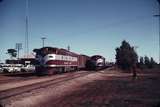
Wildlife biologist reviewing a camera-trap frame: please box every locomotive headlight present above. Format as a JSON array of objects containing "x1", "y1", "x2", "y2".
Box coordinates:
[
  {"x1": 46, "y1": 54, "x2": 55, "y2": 59},
  {"x1": 97, "y1": 58, "x2": 104, "y2": 63}
]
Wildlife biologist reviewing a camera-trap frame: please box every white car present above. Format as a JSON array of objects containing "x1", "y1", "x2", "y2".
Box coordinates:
[
  {"x1": 21, "y1": 65, "x2": 35, "y2": 72},
  {"x1": 1, "y1": 64, "x2": 23, "y2": 73},
  {"x1": 2, "y1": 64, "x2": 14, "y2": 73},
  {"x1": 0, "y1": 67, "x2": 3, "y2": 73},
  {"x1": 12, "y1": 64, "x2": 23, "y2": 72}
]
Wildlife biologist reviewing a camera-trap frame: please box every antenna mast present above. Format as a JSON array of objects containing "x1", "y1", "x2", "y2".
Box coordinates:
[{"x1": 25, "y1": 0, "x2": 29, "y2": 58}]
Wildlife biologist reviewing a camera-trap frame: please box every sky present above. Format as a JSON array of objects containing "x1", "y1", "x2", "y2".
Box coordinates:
[{"x1": 0, "y1": 0, "x2": 159, "y2": 63}]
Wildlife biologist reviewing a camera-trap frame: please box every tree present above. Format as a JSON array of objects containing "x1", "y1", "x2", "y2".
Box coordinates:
[
  {"x1": 150, "y1": 57, "x2": 156, "y2": 64},
  {"x1": 138, "y1": 56, "x2": 144, "y2": 69},
  {"x1": 115, "y1": 40, "x2": 138, "y2": 70},
  {"x1": 138, "y1": 56, "x2": 157, "y2": 69},
  {"x1": 149, "y1": 57, "x2": 157, "y2": 68},
  {"x1": 144, "y1": 56, "x2": 150, "y2": 68},
  {"x1": 7, "y1": 49, "x2": 17, "y2": 59},
  {"x1": 139, "y1": 57, "x2": 144, "y2": 65}
]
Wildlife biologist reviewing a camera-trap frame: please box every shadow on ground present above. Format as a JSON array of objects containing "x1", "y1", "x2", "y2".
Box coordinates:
[{"x1": 3, "y1": 72, "x2": 36, "y2": 77}]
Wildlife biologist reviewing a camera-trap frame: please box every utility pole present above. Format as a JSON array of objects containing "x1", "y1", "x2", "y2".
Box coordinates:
[
  {"x1": 158, "y1": 0, "x2": 160, "y2": 64},
  {"x1": 67, "y1": 45, "x2": 70, "y2": 51},
  {"x1": 41, "y1": 37, "x2": 46, "y2": 47},
  {"x1": 16, "y1": 43, "x2": 22, "y2": 59},
  {"x1": 16, "y1": 43, "x2": 22, "y2": 64},
  {"x1": 154, "y1": 0, "x2": 160, "y2": 64}
]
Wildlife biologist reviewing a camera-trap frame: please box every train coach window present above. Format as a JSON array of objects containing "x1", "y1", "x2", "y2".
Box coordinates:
[
  {"x1": 61, "y1": 56, "x2": 64, "y2": 60},
  {"x1": 67, "y1": 56, "x2": 69, "y2": 60},
  {"x1": 65, "y1": 56, "x2": 68, "y2": 60}
]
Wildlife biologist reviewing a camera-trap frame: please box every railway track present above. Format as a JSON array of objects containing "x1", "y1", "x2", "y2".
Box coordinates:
[
  {"x1": 0, "y1": 71, "x2": 95, "y2": 101},
  {"x1": 0, "y1": 72, "x2": 37, "y2": 84}
]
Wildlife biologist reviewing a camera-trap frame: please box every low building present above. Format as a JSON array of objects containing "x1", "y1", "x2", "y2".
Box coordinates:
[{"x1": 5, "y1": 53, "x2": 36, "y2": 65}]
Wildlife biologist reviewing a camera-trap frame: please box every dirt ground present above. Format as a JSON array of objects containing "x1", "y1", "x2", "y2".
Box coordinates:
[
  {"x1": 1, "y1": 68, "x2": 160, "y2": 107},
  {"x1": 45, "y1": 68, "x2": 160, "y2": 107}
]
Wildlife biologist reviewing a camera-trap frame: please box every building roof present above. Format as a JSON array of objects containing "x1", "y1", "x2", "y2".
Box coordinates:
[{"x1": 21, "y1": 53, "x2": 35, "y2": 59}]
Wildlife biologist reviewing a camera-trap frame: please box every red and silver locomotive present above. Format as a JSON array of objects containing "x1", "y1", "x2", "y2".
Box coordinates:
[{"x1": 34, "y1": 47, "x2": 90, "y2": 75}]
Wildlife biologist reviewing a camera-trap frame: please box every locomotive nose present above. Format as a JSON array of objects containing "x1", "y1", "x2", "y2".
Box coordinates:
[
  {"x1": 43, "y1": 54, "x2": 56, "y2": 64},
  {"x1": 97, "y1": 63, "x2": 103, "y2": 67}
]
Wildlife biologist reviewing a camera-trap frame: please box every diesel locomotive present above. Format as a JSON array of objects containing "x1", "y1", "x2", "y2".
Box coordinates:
[
  {"x1": 87, "y1": 55, "x2": 106, "y2": 70},
  {"x1": 33, "y1": 47, "x2": 90, "y2": 75}
]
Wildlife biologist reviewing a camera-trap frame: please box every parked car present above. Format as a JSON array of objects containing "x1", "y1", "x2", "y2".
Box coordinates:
[
  {"x1": 0, "y1": 67, "x2": 3, "y2": 73},
  {"x1": 13, "y1": 64, "x2": 23, "y2": 72},
  {"x1": 21, "y1": 64, "x2": 35, "y2": 72},
  {"x1": 1, "y1": 64, "x2": 23, "y2": 73}
]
